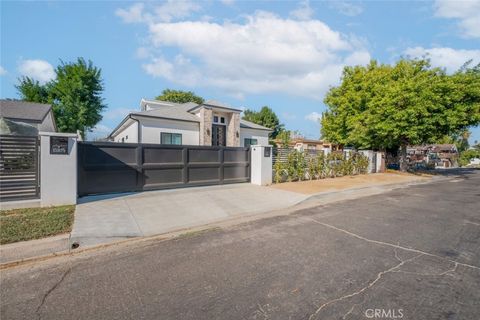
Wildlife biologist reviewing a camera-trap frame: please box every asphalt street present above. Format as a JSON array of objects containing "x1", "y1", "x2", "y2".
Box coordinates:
[{"x1": 1, "y1": 169, "x2": 479, "y2": 320}]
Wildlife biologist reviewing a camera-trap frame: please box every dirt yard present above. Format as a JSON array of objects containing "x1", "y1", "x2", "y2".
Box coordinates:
[{"x1": 270, "y1": 172, "x2": 430, "y2": 195}]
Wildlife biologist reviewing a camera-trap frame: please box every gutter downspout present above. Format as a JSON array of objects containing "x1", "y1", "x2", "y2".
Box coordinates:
[{"x1": 132, "y1": 116, "x2": 141, "y2": 143}]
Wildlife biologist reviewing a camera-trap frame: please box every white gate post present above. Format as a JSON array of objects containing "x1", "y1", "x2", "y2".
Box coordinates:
[
  {"x1": 359, "y1": 150, "x2": 376, "y2": 173},
  {"x1": 39, "y1": 132, "x2": 79, "y2": 206},
  {"x1": 250, "y1": 145, "x2": 273, "y2": 186}
]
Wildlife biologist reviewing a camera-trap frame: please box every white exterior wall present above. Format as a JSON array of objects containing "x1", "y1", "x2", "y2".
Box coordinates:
[
  {"x1": 140, "y1": 118, "x2": 200, "y2": 145},
  {"x1": 113, "y1": 120, "x2": 138, "y2": 143},
  {"x1": 251, "y1": 145, "x2": 273, "y2": 185},
  {"x1": 39, "y1": 132, "x2": 78, "y2": 206},
  {"x1": 240, "y1": 128, "x2": 269, "y2": 146},
  {"x1": 38, "y1": 111, "x2": 56, "y2": 132}
]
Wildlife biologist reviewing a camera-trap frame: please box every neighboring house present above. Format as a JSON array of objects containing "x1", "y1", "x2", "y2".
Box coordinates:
[
  {"x1": 407, "y1": 144, "x2": 458, "y2": 169},
  {"x1": 469, "y1": 157, "x2": 480, "y2": 166},
  {"x1": 0, "y1": 100, "x2": 57, "y2": 132},
  {"x1": 108, "y1": 99, "x2": 272, "y2": 147},
  {"x1": 274, "y1": 136, "x2": 340, "y2": 153}
]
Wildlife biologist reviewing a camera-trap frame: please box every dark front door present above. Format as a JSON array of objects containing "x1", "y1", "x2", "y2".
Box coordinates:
[{"x1": 212, "y1": 124, "x2": 226, "y2": 146}]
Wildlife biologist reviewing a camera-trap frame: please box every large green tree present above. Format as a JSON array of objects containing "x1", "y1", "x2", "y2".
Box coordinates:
[
  {"x1": 156, "y1": 89, "x2": 204, "y2": 104},
  {"x1": 242, "y1": 106, "x2": 284, "y2": 139},
  {"x1": 16, "y1": 78, "x2": 49, "y2": 104},
  {"x1": 16, "y1": 58, "x2": 106, "y2": 138},
  {"x1": 321, "y1": 59, "x2": 480, "y2": 171}
]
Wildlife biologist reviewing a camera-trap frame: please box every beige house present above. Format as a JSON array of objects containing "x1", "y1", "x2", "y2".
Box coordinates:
[
  {"x1": 108, "y1": 99, "x2": 272, "y2": 147},
  {"x1": 275, "y1": 137, "x2": 340, "y2": 152}
]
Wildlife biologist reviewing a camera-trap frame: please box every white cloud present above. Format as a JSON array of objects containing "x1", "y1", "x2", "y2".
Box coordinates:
[
  {"x1": 115, "y1": 3, "x2": 145, "y2": 23},
  {"x1": 305, "y1": 112, "x2": 322, "y2": 122},
  {"x1": 290, "y1": 0, "x2": 314, "y2": 21},
  {"x1": 220, "y1": 0, "x2": 235, "y2": 6},
  {"x1": 103, "y1": 107, "x2": 137, "y2": 121},
  {"x1": 330, "y1": 1, "x2": 363, "y2": 17},
  {"x1": 135, "y1": 47, "x2": 151, "y2": 59},
  {"x1": 282, "y1": 112, "x2": 297, "y2": 120},
  {"x1": 404, "y1": 46, "x2": 480, "y2": 73},
  {"x1": 123, "y1": 9, "x2": 370, "y2": 99},
  {"x1": 434, "y1": 0, "x2": 480, "y2": 38},
  {"x1": 116, "y1": 1, "x2": 200, "y2": 24},
  {"x1": 18, "y1": 59, "x2": 55, "y2": 84},
  {"x1": 0, "y1": 66, "x2": 6, "y2": 76},
  {"x1": 87, "y1": 124, "x2": 112, "y2": 140}
]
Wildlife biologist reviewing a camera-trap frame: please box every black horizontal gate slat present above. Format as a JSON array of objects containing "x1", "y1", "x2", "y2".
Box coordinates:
[
  {"x1": 77, "y1": 142, "x2": 250, "y2": 196},
  {"x1": 0, "y1": 135, "x2": 40, "y2": 202}
]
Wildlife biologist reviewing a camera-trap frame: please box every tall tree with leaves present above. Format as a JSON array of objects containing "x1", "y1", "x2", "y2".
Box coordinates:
[
  {"x1": 321, "y1": 59, "x2": 480, "y2": 171},
  {"x1": 242, "y1": 106, "x2": 284, "y2": 139},
  {"x1": 156, "y1": 89, "x2": 204, "y2": 104},
  {"x1": 16, "y1": 58, "x2": 106, "y2": 138},
  {"x1": 16, "y1": 77, "x2": 49, "y2": 103},
  {"x1": 50, "y1": 59, "x2": 106, "y2": 137}
]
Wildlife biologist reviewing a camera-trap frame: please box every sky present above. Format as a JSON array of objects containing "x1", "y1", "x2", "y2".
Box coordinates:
[{"x1": 1, "y1": 0, "x2": 479, "y2": 143}]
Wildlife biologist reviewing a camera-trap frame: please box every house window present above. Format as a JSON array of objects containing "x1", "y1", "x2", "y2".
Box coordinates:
[
  {"x1": 244, "y1": 138, "x2": 258, "y2": 147},
  {"x1": 121, "y1": 137, "x2": 125, "y2": 143},
  {"x1": 220, "y1": 117, "x2": 225, "y2": 124},
  {"x1": 213, "y1": 116, "x2": 219, "y2": 123},
  {"x1": 125, "y1": 135, "x2": 128, "y2": 140},
  {"x1": 161, "y1": 133, "x2": 182, "y2": 145}
]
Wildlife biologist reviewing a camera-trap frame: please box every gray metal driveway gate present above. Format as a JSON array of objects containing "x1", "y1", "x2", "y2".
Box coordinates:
[
  {"x1": 78, "y1": 142, "x2": 250, "y2": 196},
  {"x1": 0, "y1": 135, "x2": 40, "y2": 202}
]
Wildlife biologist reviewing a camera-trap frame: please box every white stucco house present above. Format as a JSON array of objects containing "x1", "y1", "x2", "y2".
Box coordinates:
[{"x1": 108, "y1": 99, "x2": 272, "y2": 147}]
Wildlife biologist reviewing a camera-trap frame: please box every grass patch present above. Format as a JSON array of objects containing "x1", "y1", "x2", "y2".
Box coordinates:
[{"x1": 0, "y1": 205, "x2": 75, "y2": 245}]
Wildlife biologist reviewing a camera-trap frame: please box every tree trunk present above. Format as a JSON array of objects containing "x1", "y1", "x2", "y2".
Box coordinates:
[{"x1": 399, "y1": 141, "x2": 408, "y2": 172}]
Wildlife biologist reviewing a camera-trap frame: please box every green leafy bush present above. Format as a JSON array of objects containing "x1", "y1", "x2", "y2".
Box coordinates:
[{"x1": 273, "y1": 150, "x2": 370, "y2": 183}]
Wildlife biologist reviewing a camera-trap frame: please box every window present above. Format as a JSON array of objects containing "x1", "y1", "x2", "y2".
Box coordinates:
[
  {"x1": 161, "y1": 133, "x2": 182, "y2": 145},
  {"x1": 244, "y1": 138, "x2": 258, "y2": 147},
  {"x1": 125, "y1": 135, "x2": 128, "y2": 140},
  {"x1": 220, "y1": 117, "x2": 225, "y2": 124},
  {"x1": 213, "y1": 116, "x2": 219, "y2": 123},
  {"x1": 121, "y1": 137, "x2": 125, "y2": 143}
]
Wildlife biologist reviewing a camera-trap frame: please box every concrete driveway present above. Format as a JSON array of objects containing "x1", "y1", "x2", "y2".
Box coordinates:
[{"x1": 71, "y1": 183, "x2": 307, "y2": 246}]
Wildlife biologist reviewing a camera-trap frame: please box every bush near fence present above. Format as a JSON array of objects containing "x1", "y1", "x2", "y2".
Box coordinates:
[{"x1": 273, "y1": 148, "x2": 369, "y2": 183}]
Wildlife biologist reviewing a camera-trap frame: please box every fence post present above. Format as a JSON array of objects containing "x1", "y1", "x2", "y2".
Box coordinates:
[
  {"x1": 250, "y1": 145, "x2": 272, "y2": 186},
  {"x1": 39, "y1": 132, "x2": 79, "y2": 206}
]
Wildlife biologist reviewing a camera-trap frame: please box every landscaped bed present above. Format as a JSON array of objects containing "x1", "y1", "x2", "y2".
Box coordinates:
[
  {"x1": 270, "y1": 172, "x2": 430, "y2": 195},
  {"x1": 0, "y1": 205, "x2": 75, "y2": 245}
]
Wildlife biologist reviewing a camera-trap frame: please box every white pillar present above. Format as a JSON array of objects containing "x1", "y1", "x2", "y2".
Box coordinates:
[
  {"x1": 359, "y1": 150, "x2": 376, "y2": 173},
  {"x1": 39, "y1": 132, "x2": 79, "y2": 206},
  {"x1": 250, "y1": 145, "x2": 272, "y2": 186},
  {"x1": 376, "y1": 152, "x2": 385, "y2": 173}
]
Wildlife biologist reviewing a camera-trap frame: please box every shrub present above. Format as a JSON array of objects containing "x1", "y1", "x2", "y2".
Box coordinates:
[{"x1": 273, "y1": 150, "x2": 370, "y2": 184}]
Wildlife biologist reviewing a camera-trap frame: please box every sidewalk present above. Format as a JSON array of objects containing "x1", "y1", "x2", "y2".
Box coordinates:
[{"x1": 0, "y1": 172, "x2": 433, "y2": 266}]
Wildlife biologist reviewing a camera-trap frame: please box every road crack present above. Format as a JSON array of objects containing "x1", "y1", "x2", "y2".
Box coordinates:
[
  {"x1": 392, "y1": 261, "x2": 459, "y2": 277},
  {"x1": 35, "y1": 267, "x2": 72, "y2": 320},
  {"x1": 307, "y1": 253, "x2": 422, "y2": 320},
  {"x1": 304, "y1": 217, "x2": 480, "y2": 272}
]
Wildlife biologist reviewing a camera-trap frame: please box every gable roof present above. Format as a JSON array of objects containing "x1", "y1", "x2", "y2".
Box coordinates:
[
  {"x1": 109, "y1": 99, "x2": 272, "y2": 138},
  {"x1": 240, "y1": 119, "x2": 272, "y2": 131},
  {"x1": 187, "y1": 99, "x2": 243, "y2": 113},
  {"x1": 132, "y1": 105, "x2": 200, "y2": 123},
  {"x1": 0, "y1": 100, "x2": 52, "y2": 123}
]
